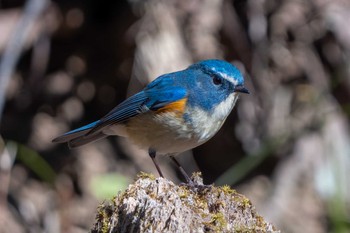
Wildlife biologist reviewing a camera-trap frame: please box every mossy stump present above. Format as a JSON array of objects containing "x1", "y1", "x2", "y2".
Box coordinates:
[{"x1": 91, "y1": 173, "x2": 279, "y2": 233}]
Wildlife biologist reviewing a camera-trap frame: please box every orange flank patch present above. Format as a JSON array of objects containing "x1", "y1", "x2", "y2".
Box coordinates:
[{"x1": 156, "y1": 98, "x2": 187, "y2": 115}]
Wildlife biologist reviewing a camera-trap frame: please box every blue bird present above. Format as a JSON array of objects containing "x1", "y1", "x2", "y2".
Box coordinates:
[{"x1": 53, "y1": 59, "x2": 249, "y2": 182}]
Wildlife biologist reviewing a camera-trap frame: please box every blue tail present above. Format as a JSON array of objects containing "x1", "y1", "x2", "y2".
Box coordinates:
[{"x1": 52, "y1": 120, "x2": 107, "y2": 148}]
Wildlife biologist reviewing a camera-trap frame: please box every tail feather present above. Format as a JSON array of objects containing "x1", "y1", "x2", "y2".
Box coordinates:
[
  {"x1": 68, "y1": 132, "x2": 107, "y2": 148},
  {"x1": 52, "y1": 129, "x2": 89, "y2": 143},
  {"x1": 52, "y1": 120, "x2": 103, "y2": 146}
]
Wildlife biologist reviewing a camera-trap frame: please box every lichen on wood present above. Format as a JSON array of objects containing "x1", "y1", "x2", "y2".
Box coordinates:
[{"x1": 91, "y1": 173, "x2": 279, "y2": 233}]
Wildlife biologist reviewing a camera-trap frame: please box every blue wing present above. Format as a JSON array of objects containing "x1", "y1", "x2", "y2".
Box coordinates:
[
  {"x1": 87, "y1": 76, "x2": 187, "y2": 135},
  {"x1": 52, "y1": 75, "x2": 187, "y2": 148}
]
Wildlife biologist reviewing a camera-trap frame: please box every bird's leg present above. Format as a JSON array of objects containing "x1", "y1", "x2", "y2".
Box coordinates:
[
  {"x1": 170, "y1": 155, "x2": 193, "y2": 184},
  {"x1": 148, "y1": 148, "x2": 164, "y2": 177}
]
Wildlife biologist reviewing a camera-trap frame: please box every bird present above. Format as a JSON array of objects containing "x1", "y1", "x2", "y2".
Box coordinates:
[{"x1": 53, "y1": 59, "x2": 249, "y2": 183}]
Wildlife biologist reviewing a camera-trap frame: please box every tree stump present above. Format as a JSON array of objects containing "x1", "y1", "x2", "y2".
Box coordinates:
[{"x1": 91, "y1": 173, "x2": 279, "y2": 233}]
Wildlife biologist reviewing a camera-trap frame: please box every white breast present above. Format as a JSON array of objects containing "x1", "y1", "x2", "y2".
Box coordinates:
[{"x1": 188, "y1": 93, "x2": 239, "y2": 141}]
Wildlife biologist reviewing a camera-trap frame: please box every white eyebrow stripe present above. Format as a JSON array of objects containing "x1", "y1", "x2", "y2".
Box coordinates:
[{"x1": 217, "y1": 71, "x2": 238, "y2": 86}]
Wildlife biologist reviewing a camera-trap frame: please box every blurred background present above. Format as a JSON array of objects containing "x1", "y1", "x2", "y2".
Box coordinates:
[{"x1": 0, "y1": 0, "x2": 350, "y2": 232}]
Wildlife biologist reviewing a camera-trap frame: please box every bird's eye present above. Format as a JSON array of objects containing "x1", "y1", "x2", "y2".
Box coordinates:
[{"x1": 212, "y1": 75, "x2": 222, "y2": 85}]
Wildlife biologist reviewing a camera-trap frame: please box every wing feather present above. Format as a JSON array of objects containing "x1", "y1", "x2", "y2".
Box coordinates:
[
  {"x1": 53, "y1": 74, "x2": 188, "y2": 147},
  {"x1": 87, "y1": 77, "x2": 187, "y2": 136}
]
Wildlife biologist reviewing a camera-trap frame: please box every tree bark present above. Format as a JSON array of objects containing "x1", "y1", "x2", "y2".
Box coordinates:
[{"x1": 91, "y1": 173, "x2": 279, "y2": 233}]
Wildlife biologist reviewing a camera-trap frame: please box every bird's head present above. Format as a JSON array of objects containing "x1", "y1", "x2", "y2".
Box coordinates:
[{"x1": 184, "y1": 59, "x2": 249, "y2": 120}]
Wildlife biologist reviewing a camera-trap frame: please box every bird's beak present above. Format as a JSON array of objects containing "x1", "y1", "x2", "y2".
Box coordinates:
[{"x1": 234, "y1": 85, "x2": 250, "y2": 94}]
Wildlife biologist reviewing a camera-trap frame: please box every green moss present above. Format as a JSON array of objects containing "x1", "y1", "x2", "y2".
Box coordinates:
[
  {"x1": 96, "y1": 203, "x2": 109, "y2": 233},
  {"x1": 241, "y1": 197, "x2": 252, "y2": 208},
  {"x1": 220, "y1": 185, "x2": 236, "y2": 195},
  {"x1": 212, "y1": 212, "x2": 227, "y2": 227},
  {"x1": 137, "y1": 172, "x2": 156, "y2": 180},
  {"x1": 193, "y1": 191, "x2": 209, "y2": 210},
  {"x1": 178, "y1": 186, "x2": 190, "y2": 199},
  {"x1": 232, "y1": 193, "x2": 251, "y2": 209},
  {"x1": 255, "y1": 215, "x2": 268, "y2": 229},
  {"x1": 204, "y1": 212, "x2": 227, "y2": 231}
]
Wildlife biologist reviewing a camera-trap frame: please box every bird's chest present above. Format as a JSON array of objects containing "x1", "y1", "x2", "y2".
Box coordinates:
[
  {"x1": 185, "y1": 107, "x2": 225, "y2": 141},
  {"x1": 124, "y1": 95, "x2": 235, "y2": 154}
]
